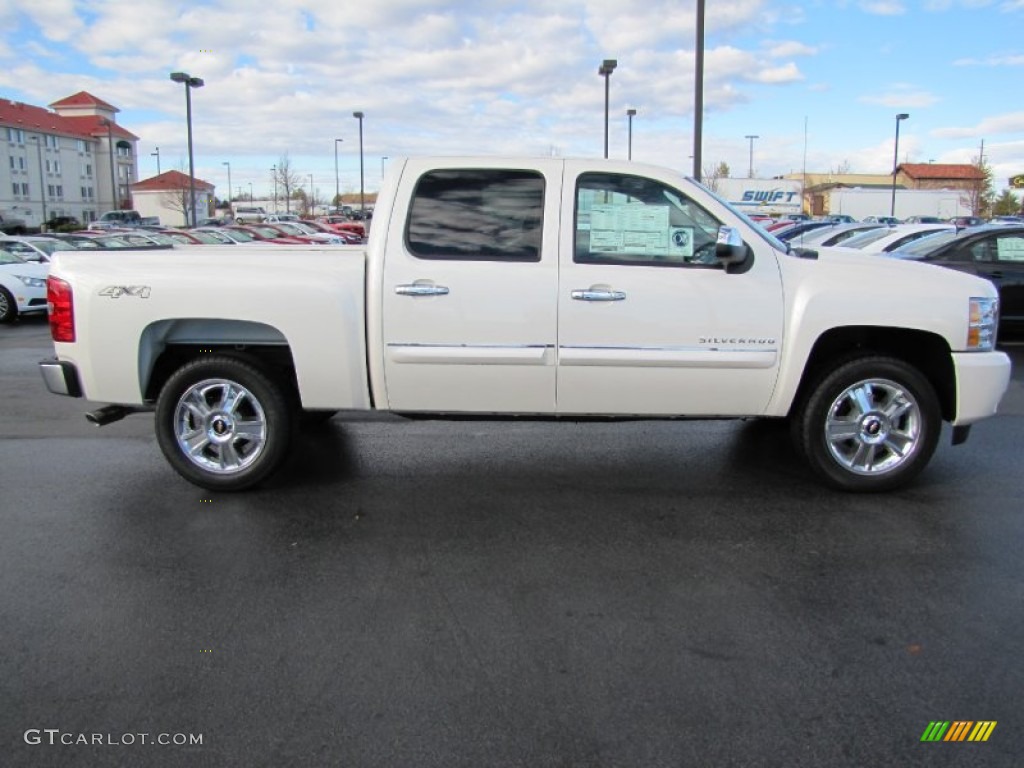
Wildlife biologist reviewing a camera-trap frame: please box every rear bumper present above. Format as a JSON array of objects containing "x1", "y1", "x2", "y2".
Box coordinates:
[
  {"x1": 39, "y1": 358, "x2": 82, "y2": 397},
  {"x1": 952, "y1": 351, "x2": 1011, "y2": 425}
]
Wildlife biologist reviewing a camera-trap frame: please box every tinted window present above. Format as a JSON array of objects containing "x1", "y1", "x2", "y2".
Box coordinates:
[
  {"x1": 575, "y1": 173, "x2": 722, "y2": 267},
  {"x1": 406, "y1": 169, "x2": 544, "y2": 261}
]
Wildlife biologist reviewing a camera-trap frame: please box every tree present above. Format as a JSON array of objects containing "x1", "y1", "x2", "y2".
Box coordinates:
[
  {"x1": 274, "y1": 153, "x2": 302, "y2": 214},
  {"x1": 967, "y1": 155, "x2": 996, "y2": 218},
  {"x1": 700, "y1": 161, "x2": 730, "y2": 193},
  {"x1": 992, "y1": 189, "x2": 1020, "y2": 216},
  {"x1": 829, "y1": 160, "x2": 852, "y2": 175},
  {"x1": 160, "y1": 163, "x2": 194, "y2": 226}
]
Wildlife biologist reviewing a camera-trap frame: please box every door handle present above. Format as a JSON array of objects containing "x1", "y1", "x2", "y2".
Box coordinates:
[
  {"x1": 571, "y1": 289, "x2": 626, "y2": 301},
  {"x1": 395, "y1": 283, "x2": 450, "y2": 296}
]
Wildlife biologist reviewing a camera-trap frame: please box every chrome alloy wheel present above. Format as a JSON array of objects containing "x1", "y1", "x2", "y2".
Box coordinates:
[
  {"x1": 173, "y1": 378, "x2": 268, "y2": 474},
  {"x1": 823, "y1": 378, "x2": 922, "y2": 476}
]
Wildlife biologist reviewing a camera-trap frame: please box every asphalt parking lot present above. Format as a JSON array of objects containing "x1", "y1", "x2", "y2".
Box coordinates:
[{"x1": 2, "y1": 315, "x2": 1023, "y2": 767}]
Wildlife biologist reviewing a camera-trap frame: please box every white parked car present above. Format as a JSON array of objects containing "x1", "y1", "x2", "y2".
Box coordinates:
[
  {"x1": 819, "y1": 224, "x2": 956, "y2": 255},
  {"x1": 0, "y1": 235, "x2": 80, "y2": 263},
  {"x1": 0, "y1": 249, "x2": 48, "y2": 322}
]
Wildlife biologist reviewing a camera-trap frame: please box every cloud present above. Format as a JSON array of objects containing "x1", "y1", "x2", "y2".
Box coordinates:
[
  {"x1": 953, "y1": 53, "x2": 1024, "y2": 66},
  {"x1": 765, "y1": 41, "x2": 819, "y2": 58},
  {"x1": 932, "y1": 112, "x2": 1024, "y2": 139},
  {"x1": 860, "y1": 87, "x2": 939, "y2": 108},
  {"x1": 859, "y1": 1, "x2": 907, "y2": 14}
]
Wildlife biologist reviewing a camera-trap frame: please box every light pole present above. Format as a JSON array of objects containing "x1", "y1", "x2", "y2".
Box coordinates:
[
  {"x1": 30, "y1": 136, "x2": 47, "y2": 227},
  {"x1": 169, "y1": 71, "x2": 204, "y2": 227},
  {"x1": 101, "y1": 118, "x2": 118, "y2": 210},
  {"x1": 745, "y1": 135, "x2": 759, "y2": 178},
  {"x1": 334, "y1": 138, "x2": 343, "y2": 211},
  {"x1": 626, "y1": 109, "x2": 636, "y2": 161},
  {"x1": 270, "y1": 165, "x2": 277, "y2": 212},
  {"x1": 308, "y1": 173, "x2": 314, "y2": 215},
  {"x1": 248, "y1": 182, "x2": 253, "y2": 202},
  {"x1": 598, "y1": 59, "x2": 617, "y2": 159},
  {"x1": 152, "y1": 146, "x2": 161, "y2": 175},
  {"x1": 693, "y1": 0, "x2": 705, "y2": 180},
  {"x1": 353, "y1": 111, "x2": 365, "y2": 215},
  {"x1": 222, "y1": 161, "x2": 231, "y2": 209},
  {"x1": 890, "y1": 113, "x2": 909, "y2": 217}
]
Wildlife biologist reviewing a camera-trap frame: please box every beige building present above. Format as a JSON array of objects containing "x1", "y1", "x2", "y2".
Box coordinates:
[
  {"x1": 784, "y1": 164, "x2": 985, "y2": 217},
  {"x1": 0, "y1": 91, "x2": 139, "y2": 226}
]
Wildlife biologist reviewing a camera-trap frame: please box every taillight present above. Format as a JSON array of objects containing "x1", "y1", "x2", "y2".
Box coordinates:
[{"x1": 48, "y1": 276, "x2": 75, "y2": 342}]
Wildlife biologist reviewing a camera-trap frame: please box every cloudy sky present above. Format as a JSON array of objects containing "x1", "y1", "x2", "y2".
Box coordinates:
[{"x1": 1, "y1": 0, "x2": 1022, "y2": 200}]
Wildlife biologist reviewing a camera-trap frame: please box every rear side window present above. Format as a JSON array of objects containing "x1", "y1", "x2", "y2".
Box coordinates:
[{"x1": 406, "y1": 169, "x2": 544, "y2": 261}]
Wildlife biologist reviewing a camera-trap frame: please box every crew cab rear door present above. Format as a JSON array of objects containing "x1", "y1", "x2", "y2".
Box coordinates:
[{"x1": 378, "y1": 159, "x2": 562, "y2": 413}]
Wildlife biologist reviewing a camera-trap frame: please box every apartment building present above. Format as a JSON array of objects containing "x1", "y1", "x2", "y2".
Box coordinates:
[{"x1": 0, "y1": 91, "x2": 139, "y2": 226}]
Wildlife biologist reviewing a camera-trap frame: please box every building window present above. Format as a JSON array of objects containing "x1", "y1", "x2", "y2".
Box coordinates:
[
  {"x1": 53, "y1": 160, "x2": 61, "y2": 174},
  {"x1": 7, "y1": 128, "x2": 25, "y2": 143},
  {"x1": 76, "y1": 139, "x2": 92, "y2": 153},
  {"x1": 85, "y1": 164, "x2": 93, "y2": 177},
  {"x1": 44, "y1": 135, "x2": 60, "y2": 149},
  {"x1": 11, "y1": 182, "x2": 18, "y2": 197},
  {"x1": 20, "y1": 182, "x2": 29, "y2": 196},
  {"x1": 117, "y1": 144, "x2": 132, "y2": 157},
  {"x1": 55, "y1": 185, "x2": 63, "y2": 198}
]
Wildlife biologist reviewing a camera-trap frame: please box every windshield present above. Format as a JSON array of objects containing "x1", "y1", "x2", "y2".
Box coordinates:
[
  {"x1": 0, "y1": 249, "x2": 28, "y2": 264},
  {"x1": 834, "y1": 227, "x2": 896, "y2": 249},
  {"x1": 697, "y1": 182, "x2": 791, "y2": 253}
]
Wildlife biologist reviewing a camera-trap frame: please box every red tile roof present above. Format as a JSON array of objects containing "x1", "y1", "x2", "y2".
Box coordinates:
[
  {"x1": 0, "y1": 98, "x2": 138, "y2": 140},
  {"x1": 899, "y1": 163, "x2": 984, "y2": 181},
  {"x1": 131, "y1": 170, "x2": 214, "y2": 192},
  {"x1": 49, "y1": 91, "x2": 119, "y2": 113}
]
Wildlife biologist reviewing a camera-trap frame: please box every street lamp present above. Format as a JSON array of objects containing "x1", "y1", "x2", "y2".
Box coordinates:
[
  {"x1": 152, "y1": 146, "x2": 161, "y2": 175},
  {"x1": 598, "y1": 59, "x2": 617, "y2": 159},
  {"x1": 334, "y1": 138, "x2": 343, "y2": 211},
  {"x1": 169, "y1": 71, "x2": 204, "y2": 227},
  {"x1": 626, "y1": 109, "x2": 636, "y2": 161},
  {"x1": 248, "y1": 182, "x2": 253, "y2": 202},
  {"x1": 270, "y1": 165, "x2": 277, "y2": 212},
  {"x1": 100, "y1": 118, "x2": 118, "y2": 210},
  {"x1": 222, "y1": 161, "x2": 231, "y2": 209},
  {"x1": 353, "y1": 111, "x2": 365, "y2": 215},
  {"x1": 29, "y1": 136, "x2": 47, "y2": 227},
  {"x1": 745, "y1": 135, "x2": 759, "y2": 178},
  {"x1": 890, "y1": 113, "x2": 909, "y2": 217},
  {"x1": 308, "y1": 173, "x2": 314, "y2": 215}
]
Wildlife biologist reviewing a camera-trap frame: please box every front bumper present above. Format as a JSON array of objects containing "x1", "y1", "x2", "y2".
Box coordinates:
[
  {"x1": 39, "y1": 358, "x2": 82, "y2": 397},
  {"x1": 952, "y1": 351, "x2": 1012, "y2": 425}
]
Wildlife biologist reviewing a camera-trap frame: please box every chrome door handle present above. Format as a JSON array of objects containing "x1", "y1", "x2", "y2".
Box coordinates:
[
  {"x1": 571, "y1": 289, "x2": 626, "y2": 301},
  {"x1": 395, "y1": 284, "x2": 450, "y2": 296}
]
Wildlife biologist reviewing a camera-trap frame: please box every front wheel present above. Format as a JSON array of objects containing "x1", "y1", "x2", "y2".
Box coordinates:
[
  {"x1": 793, "y1": 356, "x2": 941, "y2": 492},
  {"x1": 0, "y1": 286, "x2": 16, "y2": 323},
  {"x1": 155, "y1": 356, "x2": 294, "y2": 491}
]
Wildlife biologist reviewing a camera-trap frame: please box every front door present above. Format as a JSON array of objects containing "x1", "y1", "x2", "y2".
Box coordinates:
[{"x1": 556, "y1": 164, "x2": 785, "y2": 416}]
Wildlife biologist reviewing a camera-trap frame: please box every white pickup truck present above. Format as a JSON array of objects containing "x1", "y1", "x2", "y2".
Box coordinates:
[{"x1": 39, "y1": 156, "x2": 1011, "y2": 492}]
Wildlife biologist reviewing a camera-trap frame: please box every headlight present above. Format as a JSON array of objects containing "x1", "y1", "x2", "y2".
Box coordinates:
[
  {"x1": 967, "y1": 297, "x2": 998, "y2": 351},
  {"x1": 15, "y1": 275, "x2": 46, "y2": 288}
]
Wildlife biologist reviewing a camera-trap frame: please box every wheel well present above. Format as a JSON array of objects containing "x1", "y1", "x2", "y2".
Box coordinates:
[
  {"x1": 144, "y1": 344, "x2": 299, "y2": 403},
  {"x1": 791, "y1": 326, "x2": 955, "y2": 421}
]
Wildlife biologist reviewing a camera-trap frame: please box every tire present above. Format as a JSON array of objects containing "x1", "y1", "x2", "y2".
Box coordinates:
[
  {"x1": 0, "y1": 286, "x2": 16, "y2": 323},
  {"x1": 792, "y1": 356, "x2": 941, "y2": 492},
  {"x1": 155, "y1": 356, "x2": 295, "y2": 491}
]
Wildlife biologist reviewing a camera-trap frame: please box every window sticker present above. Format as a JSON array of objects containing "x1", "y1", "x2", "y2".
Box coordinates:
[
  {"x1": 996, "y1": 237, "x2": 1024, "y2": 263},
  {"x1": 589, "y1": 203, "x2": 670, "y2": 256}
]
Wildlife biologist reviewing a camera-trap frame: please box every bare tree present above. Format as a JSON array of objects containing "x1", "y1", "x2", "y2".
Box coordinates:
[
  {"x1": 160, "y1": 163, "x2": 193, "y2": 226},
  {"x1": 700, "y1": 161, "x2": 730, "y2": 193},
  {"x1": 274, "y1": 153, "x2": 302, "y2": 214}
]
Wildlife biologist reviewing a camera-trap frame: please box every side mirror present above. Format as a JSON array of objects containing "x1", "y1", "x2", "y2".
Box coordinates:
[{"x1": 715, "y1": 226, "x2": 751, "y2": 272}]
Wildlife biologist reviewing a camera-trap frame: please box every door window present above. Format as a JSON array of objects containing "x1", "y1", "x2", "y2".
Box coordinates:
[
  {"x1": 405, "y1": 169, "x2": 544, "y2": 262},
  {"x1": 574, "y1": 173, "x2": 723, "y2": 267}
]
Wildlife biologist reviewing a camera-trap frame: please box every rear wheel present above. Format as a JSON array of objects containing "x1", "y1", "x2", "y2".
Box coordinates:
[
  {"x1": 793, "y1": 356, "x2": 941, "y2": 492},
  {"x1": 155, "y1": 356, "x2": 294, "y2": 491}
]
